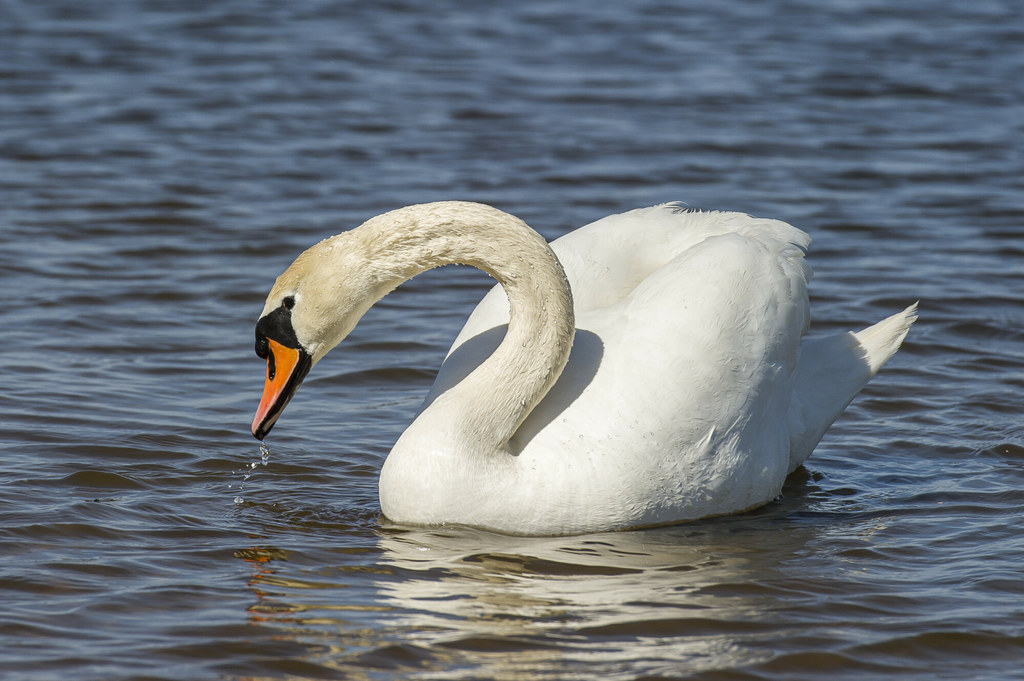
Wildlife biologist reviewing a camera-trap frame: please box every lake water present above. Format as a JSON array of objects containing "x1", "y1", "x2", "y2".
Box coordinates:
[{"x1": 3, "y1": 1, "x2": 1024, "y2": 679}]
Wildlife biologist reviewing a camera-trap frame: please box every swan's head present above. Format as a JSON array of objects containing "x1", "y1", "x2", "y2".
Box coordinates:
[{"x1": 251, "y1": 234, "x2": 376, "y2": 440}]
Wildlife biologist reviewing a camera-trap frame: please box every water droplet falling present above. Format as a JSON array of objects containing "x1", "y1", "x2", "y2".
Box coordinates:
[{"x1": 235, "y1": 441, "x2": 273, "y2": 504}]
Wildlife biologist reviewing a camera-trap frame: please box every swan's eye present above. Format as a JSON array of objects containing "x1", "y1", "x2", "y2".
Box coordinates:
[
  {"x1": 282, "y1": 296, "x2": 295, "y2": 310},
  {"x1": 255, "y1": 336, "x2": 269, "y2": 359}
]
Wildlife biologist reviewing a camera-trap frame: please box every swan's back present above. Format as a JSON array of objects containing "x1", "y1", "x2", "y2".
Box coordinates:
[
  {"x1": 450, "y1": 204, "x2": 811, "y2": 341},
  {"x1": 550, "y1": 204, "x2": 811, "y2": 313}
]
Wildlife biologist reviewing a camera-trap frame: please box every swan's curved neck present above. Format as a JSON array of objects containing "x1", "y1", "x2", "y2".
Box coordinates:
[{"x1": 349, "y1": 202, "x2": 575, "y2": 446}]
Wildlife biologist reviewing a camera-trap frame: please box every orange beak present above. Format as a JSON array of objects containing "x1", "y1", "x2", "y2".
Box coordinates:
[{"x1": 251, "y1": 338, "x2": 311, "y2": 440}]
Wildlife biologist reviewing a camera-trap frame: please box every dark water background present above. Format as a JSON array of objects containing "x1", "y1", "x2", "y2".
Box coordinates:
[{"x1": 3, "y1": 1, "x2": 1024, "y2": 679}]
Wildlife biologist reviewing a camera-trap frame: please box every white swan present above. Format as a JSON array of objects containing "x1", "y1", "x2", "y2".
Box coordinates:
[{"x1": 251, "y1": 201, "x2": 916, "y2": 536}]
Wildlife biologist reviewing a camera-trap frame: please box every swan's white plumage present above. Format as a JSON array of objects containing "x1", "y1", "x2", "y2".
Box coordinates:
[{"x1": 259, "y1": 201, "x2": 916, "y2": 536}]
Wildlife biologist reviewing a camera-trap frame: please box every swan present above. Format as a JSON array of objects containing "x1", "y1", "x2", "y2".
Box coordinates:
[{"x1": 250, "y1": 201, "x2": 916, "y2": 536}]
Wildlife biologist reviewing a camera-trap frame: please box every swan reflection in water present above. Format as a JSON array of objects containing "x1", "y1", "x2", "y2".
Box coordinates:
[
  {"x1": 369, "y1": 520, "x2": 812, "y2": 674},
  {"x1": 237, "y1": 477, "x2": 827, "y2": 678}
]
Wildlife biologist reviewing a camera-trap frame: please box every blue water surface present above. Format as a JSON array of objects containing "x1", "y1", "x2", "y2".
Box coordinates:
[{"x1": 2, "y1": 1, "x2": 1023, "y2": 679}]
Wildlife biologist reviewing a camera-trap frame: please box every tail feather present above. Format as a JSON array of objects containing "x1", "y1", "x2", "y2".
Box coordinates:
[
  {"x1": 787, "y1": 303, "x2": 918, "y2": 470},
  {"x1": 853, "y1": 302, "x2": 919, "y2": 374}
]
